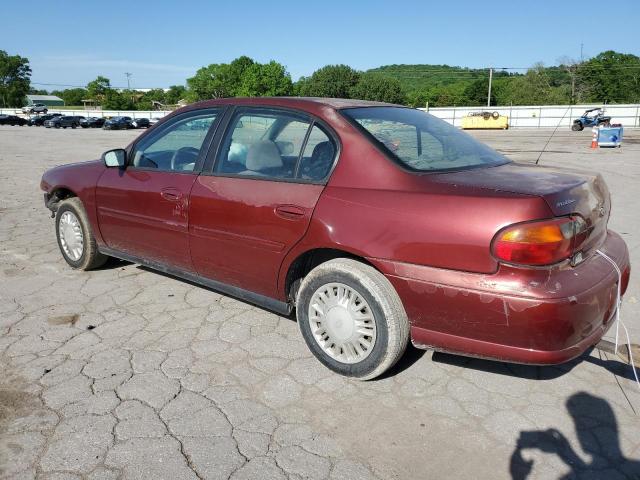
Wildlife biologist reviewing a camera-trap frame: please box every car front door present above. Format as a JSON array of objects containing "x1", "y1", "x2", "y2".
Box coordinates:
[
  {"x1": 189, "y1": 107, "x2": 338, "y2": 298},
  {"x1": 95, "y1": 108, "x2": 222, "y2": 271}
]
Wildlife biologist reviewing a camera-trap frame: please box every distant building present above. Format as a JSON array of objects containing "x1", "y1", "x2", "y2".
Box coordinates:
[{"x1": 25, "y1": 94, "x2": 65, "y2": 107}]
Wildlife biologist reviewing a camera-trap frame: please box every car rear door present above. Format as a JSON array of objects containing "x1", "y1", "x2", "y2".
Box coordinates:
[
  {"x1": 189, "y1": 107, "x2": 338, "y2": 298},
  {"x1": 95, "y1": 108, "x2": 223, "y2": 271}
]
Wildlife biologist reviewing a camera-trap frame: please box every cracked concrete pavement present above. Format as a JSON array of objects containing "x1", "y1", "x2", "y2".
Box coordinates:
[{"x1": 0, "y1": 125, "x2": 639, "y2": 479}]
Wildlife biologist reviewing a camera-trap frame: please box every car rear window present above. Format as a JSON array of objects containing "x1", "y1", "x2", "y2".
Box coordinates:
[{"x1": 341, "y1": 107, "x2": 509, "y2": 172}]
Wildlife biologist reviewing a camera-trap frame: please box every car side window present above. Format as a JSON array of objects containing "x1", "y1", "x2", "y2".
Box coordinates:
[
  {"x1": 131, "y1": 109, "x2": 219, "y2": 172},
  {"x1": 215, "y1": 110, "x2": 312, "y2": 180},
  {"x1": 297, "y1": 125, "x2": 336, "y2": 181}
]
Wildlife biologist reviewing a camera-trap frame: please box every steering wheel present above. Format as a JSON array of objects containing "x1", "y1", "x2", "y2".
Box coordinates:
[{"x1": 170, "y1": 147, "x2": 200, "y2": 171}]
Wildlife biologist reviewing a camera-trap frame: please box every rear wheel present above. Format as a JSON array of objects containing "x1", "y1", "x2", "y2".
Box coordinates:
[
  {"x1": 571, "y1": 122, "x2": 583, "y2": 131},
  {"x1": 55, "y1": 198, "x2": 108, "y2": 270},
  {"x1": 296, "y1": 258, "x2": 409, "y2": 380}
]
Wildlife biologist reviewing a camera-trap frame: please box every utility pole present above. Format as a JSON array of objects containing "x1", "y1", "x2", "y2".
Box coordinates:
[
  {"x1": 487, "y1": 67, "x2": 493, "y2": 107},
  {"x1": 580, "y1": 43, "x2": 584, "y2": 63},
  {"x1": 125, "y1": 72, "x2": 132, "y2": 90}
]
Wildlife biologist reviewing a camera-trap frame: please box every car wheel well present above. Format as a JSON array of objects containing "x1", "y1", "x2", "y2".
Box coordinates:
[
  {"x1": 46, "y1": 188, "x2": 77, "y2": 213},
  {"x1": 285, "y1": 248, "x2": 377, "y2": 303}
]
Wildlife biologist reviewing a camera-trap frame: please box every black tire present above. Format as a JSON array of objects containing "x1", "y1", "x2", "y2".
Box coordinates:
[
  {"x1": 55, "y1": 124, "x2": 60, "y2": 129},
  {"x1": 71, "y1": 124, "x2": 76, "y2": 129},
  {"x1": 571, "y1": 122, "x2": 583, "y2": 131},
  {"x1": 55, "y1": 197, "x2": 108, "y2": 270},
  {"x1": 296, "y1": 258, "x2": 409, "y2": 380}
]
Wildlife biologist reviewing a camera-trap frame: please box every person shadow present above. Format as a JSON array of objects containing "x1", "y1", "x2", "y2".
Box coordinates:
[{"x1": 510, "y1": 391, "x2": 640, "y2": 479}]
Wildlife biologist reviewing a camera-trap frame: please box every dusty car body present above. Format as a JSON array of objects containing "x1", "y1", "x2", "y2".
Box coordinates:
[{"x1": 40, "y1": 97, "x2": 630, "y2": 379}]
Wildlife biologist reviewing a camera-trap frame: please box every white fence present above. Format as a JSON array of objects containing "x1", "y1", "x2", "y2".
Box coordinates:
[
  {"x1": 420, "y1": 103, "x2": 640, "y2": 128},
  {"x1": 0, "y1": 108, "x2": 172, "y2": 119},
  {"x1": 3, "y1": 103, "x2": 640, "y2": 128}
]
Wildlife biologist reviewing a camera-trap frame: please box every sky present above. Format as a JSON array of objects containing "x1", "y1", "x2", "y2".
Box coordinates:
[{"x1": 3, "y1": 0, "x2": 639, "y2": 90}]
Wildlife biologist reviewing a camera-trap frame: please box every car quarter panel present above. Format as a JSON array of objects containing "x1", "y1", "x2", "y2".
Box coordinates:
[{"x1": 376, "y1": 230, "x2": 630, "y2": 363}]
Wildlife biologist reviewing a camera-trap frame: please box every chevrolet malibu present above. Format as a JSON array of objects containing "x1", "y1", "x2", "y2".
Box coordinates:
[{"x1": 40, "y1": 97, "x2": 630, "y2": 380}]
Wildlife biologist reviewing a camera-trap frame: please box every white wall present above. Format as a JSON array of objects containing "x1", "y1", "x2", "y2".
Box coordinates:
[
  {"x1": 420, "y1": 104, "x2": 640, "y2": 128},
  {"x1": 0, "y1": 108, "x2": 172, "y2": 119},
  {"x1": 3, "y1": 104, "x2": 640, "y2": 128}
]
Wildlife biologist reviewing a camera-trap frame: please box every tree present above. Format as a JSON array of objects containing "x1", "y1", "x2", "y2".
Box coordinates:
[
  {"x1": 237, "y1": 61, "x2": 293, "y2": 97},
  {"x1": 86, "y1": 76, "x2": 111, "y2": 104},
  {"x1": 464, "y1": 78, "x2": 495, "y2": 106},
  {"x1": 494, "y1": 63, "x2": 570, "y2": 106},
  {"x1": 165, "y1": 85, "x2": 186, "y2": 104},
  {"x1": 297, "y1": 65, "x2": 360, "y2": 98},
  {"x1": 136, "y1": 89, "x2": 168, "y2": 110},
  {"x1": 186, "y1": 56, "x2": 255, "y2": 101},
  {"x1": 102, "y1": 89, "x2": 135, "y2": 110},
  {"x1": 579, "y1": 51, "x2": 640, "y2": 103},
  {"x1": 0, "y1": 50, "x2": 31, "y2": 107},
  {"x1": 51, "y1": 88, "x2": 87, "y2": 106},
  {"x1": 349, "y1": 73, "x2": 405, "y2": 103}
]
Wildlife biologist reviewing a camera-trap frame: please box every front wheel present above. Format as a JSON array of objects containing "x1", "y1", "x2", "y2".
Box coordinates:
[
  {"x1": 296, "y1": 258, "x2": 409, "y2": 380},
  {"x1": 571, "y1": 122, "x2": 583, "y2": 131},
  {"x1": 55, "y1": 198, "x2": 108, "y2": 270}
]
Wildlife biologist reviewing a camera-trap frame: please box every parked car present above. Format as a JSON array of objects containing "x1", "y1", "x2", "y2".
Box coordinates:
[
  {"x1": 103, "y1": 116, "x2": 133, "y2": 130},
  {"x1": 131, "y1": 118, "x2": 150, "y2": 129},
  {"x1": 28, "y1": 113, "x2": 63, "y2": 126},
  {"x1": 0, "y1": 114, "x2": 28, "y2": 126},
  {"x1": 22, "y1": 103, "x2": 48, "y2": 114},
  {"x1": 40, "y1": 98, "x2": 630, "y2": 380},
  {"x1": 80, "y1": 117, "x2": 106, "y2": 128},
  {"x1": 44, "y1": 116, "x2": 83, "y2": 129},
  {"x1": 148, "y1": 117, "x2": 163, "y2": 126}
]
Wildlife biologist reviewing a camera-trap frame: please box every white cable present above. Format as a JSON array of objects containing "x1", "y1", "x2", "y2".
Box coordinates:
[
  {"x1": 596, "y1": 249, "x2": 622, "y2": 352},
  {"x1": 595, "y1": 249, "x2": 640, "y2": 390}
]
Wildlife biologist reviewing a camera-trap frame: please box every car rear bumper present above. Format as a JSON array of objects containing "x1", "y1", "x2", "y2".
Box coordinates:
[{"x1": 371, "y1": 230, "x2": 630, "y2": 365}]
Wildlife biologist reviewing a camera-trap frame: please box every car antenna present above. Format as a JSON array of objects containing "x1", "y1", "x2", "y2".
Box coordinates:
[{"x1": 535, "y1": 105, "x2": 571, "y2": 165}]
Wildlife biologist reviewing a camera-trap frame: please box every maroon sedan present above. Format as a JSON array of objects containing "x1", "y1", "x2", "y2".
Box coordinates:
[{"x1": 41, "y1": 98, "x2": 630, "y2": 380}]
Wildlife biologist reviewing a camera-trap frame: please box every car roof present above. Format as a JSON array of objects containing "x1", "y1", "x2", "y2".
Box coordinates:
[{"x1": 188, "y1": 96, "x2": 401, "y2": 111}]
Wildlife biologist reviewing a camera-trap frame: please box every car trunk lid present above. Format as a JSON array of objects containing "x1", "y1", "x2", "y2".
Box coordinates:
[{"x1": 430, "y1": 163, "x2": 610, "y2": 260}]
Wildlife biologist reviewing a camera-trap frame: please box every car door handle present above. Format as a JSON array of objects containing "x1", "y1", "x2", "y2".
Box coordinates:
[
  {"x1": 161, "y1": 188, "x2": 182, "y2": 202},
  {"x1": 275, "y1": 204, "x2": 306, "y2": 220}
]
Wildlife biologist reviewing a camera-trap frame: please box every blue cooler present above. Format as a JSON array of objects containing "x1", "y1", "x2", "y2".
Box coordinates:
[{"x1": 598, "y1": 126, "x2": 623, "y2": 147}]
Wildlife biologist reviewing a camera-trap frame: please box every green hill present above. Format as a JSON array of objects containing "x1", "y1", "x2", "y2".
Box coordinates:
[{"x1": 366, "y1": 64, "x2": 488, "y2": 92}]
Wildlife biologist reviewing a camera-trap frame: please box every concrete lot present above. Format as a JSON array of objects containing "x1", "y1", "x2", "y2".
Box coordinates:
[{"x1": 0, "y1": 125, "x2": 639, "y2": 480}]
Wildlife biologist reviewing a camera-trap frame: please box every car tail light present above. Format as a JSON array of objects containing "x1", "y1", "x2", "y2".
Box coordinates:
[{"x1": 492, "y1": 216, "x2": 588, "y2": 266}]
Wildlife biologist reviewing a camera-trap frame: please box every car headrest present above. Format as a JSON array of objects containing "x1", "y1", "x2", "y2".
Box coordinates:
[
  {"x1": 312, "y1": 141, "x2": 334, "y2": 162},
  {"x1": 246, "y1": 140, "x2": 283, "y2": 171}
]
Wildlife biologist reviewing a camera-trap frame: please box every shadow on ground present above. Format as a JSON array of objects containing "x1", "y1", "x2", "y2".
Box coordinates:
[
  {"x1": 509, "y1": 391, "x2": 640, "y2": 479},
  {"x1": 432, "y1": 348, "x2": 639, "y2": 383}
]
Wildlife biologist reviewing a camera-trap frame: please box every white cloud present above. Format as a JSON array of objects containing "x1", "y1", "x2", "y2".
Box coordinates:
[{"x1": 38, "y1": 55, "x2": 195, "y2": 73}]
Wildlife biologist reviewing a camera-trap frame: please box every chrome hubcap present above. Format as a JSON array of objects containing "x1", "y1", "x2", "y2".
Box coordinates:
[
  {"x1": 308, "y1": 282, "x2": 377, "y2": 364},
  {"x1": 58, "y1": 211, "x2": 84, "y2": 261}
]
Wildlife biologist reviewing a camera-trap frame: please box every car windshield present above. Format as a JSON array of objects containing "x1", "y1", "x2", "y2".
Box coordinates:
[{"x1": 341, "y1": 106, "x2": 509, "y2": 172}]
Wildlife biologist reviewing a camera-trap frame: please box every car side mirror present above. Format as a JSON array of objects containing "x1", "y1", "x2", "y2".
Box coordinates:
[{"x1": 102, "y1": 149, "x2": 126, "y2": 168}]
